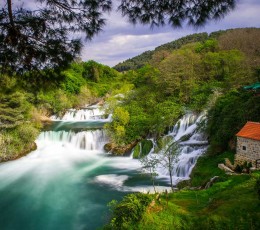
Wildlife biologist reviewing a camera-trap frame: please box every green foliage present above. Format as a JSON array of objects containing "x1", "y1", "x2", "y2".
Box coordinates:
[
  {"x1": 141, "y1": 140, "x2": 154, "y2": 157},
  {"x1": 152, "y1": 100, "x2": 183, "y2": 134},
  {"x1": 195, "y1": 39, "x2": 219, "y2": 53},
  {"x1": 255, "y1": 178, "x2": 260, "y2": 200},
  {"x1": 0, "y1": 91, "x2": 32, "y2": 129},
  {"x1": 108, "y1": 171, "x2": 260, "y2": 229},
  {"x1": 155, "y1": 136, "x2": 173, "y2": 153},
  {"x1": 106, "y1": 193, "x2": 152, "y2": 229},
  {"x1": 114, "y1": 51, "x2": 154, "y2": 72},
  {"x1": 105, "y1": 107, "x2": 130, "y2": 145},
  {"x1": 189, "y1": 151, "x2": 234, "y2": 187},
  {"x1": 114, "y1": 33, "x2": 209, "y2": 71},
  {"x1": 61, "y1": 70, "x2": 86, "y2": 94},
  {"x1": 105, "y1": 64, "x2": 183, "y2": 147},
  {"x1": 133, "y1": 139, "x2": 154, "y2": 159},
  {"x1": 1, "y1": 0, "x2": 112, "y2": 73},
  {"x1": 37, "y1": 89, "x2": 74, "y2": 115},
  {"x1": 207, "y1": 90, "x2": 260, "y2": 154},
  {"x1": 0, "y1": 123, "x2": 39, "y2": 160},
  {"x1": 133, "y1": 143, "x2": 141, "y2": 159}
]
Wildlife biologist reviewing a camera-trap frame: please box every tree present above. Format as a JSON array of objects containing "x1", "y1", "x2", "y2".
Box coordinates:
[
  {"x1": 140, "y1": 154, "x2": 160, "y2": 193},
  {"x1": 119, "y1": 0, "x2": 236, "y2": 28},
  {"x1": 160, "y1": 141, "x2": 180, "y2": 191},
  {"x1": 0, "y1": 0, "x2": 112, "y2": 73},
  {"x1": 1, "y1": 0, "x2": 237, "y2": 73}
]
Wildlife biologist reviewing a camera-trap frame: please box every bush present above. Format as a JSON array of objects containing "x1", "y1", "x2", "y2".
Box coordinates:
[
  {"x1": 37, "y1": 89, "x2": 73, "y2": 115},
  {"x1": 107, "y1": 193, "x2": 152, "y2": 229},
  {"x1": 0, "y1": 123, "x2": 40, "y2": 160}
]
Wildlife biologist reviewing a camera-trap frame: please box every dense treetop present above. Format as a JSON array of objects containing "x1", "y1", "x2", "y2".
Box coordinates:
[{"x1": 1, "y1": 0, "x2": 237, "y2": 73}]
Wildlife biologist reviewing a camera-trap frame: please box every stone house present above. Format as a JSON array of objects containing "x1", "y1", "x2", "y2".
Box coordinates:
[{"x1": 235, "y1": 121, "x2": 260, "y2": 168}]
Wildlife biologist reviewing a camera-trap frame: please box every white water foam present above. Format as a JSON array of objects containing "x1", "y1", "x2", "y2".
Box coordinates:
[
  {"x1": 94, "y1": 174, "x2": 129, "y2": 187},
  {"x1": 51, "y1": 105, "x2": 112, "y2": 122}
]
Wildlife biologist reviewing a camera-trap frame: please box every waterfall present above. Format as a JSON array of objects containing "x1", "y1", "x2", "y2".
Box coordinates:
[
  {"x1": 51, "y1": 105, "x2": 112, "y2": 122},
  {"x1": 150, "y1": 112, "x2": 208, "y2": 185},
  {"x1": 37, "y1": 129, "x2": 108, "y2": 151}
]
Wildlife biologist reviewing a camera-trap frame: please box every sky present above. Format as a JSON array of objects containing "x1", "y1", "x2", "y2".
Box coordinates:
[{"x1": 81, "y1": 0, "x2": 260, "y2": 67}]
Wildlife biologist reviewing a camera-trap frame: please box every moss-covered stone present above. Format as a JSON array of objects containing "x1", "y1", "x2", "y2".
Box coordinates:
[
  {"x1": 140, "y1": 139, "x2": 153, "y2": 157},
  {"x1": 133, "y1": 143, "x2": 141, "y2": 159}
]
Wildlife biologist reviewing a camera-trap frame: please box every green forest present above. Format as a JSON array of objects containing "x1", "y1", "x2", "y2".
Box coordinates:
[{"x1": 1, "y1": 28, "x2": 260, "y2": 229}]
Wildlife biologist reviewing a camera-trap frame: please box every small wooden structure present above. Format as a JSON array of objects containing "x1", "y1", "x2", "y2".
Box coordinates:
[{"x1": 235, "y1": 121, "x2": 260, "y2": 168}]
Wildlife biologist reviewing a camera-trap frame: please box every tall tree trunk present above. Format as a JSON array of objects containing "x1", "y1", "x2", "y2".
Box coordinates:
[
  {"x1": 169, "y1": 169, "x2": 173, "y2": 191},
  {"x1": 7, "y1": 0, "x2": 15, "y2": 27}
]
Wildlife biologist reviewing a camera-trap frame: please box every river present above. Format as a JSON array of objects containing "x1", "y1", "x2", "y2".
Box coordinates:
[{"x1": 0, "y1": 105, "x2": 207, "y2": 229}]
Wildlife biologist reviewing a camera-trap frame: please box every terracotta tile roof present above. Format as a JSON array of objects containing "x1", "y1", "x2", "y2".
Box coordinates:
[{"x1": 236, "y1": 122, "x2": 260, "y2": 141}]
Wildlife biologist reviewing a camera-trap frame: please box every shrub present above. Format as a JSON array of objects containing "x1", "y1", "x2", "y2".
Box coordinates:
[{"x1": 107, "y1": 193, "x2": 152, "y2": 229}]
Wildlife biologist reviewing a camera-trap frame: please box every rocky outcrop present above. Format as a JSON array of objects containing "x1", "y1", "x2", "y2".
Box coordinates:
[
  {"x1": 104, "y1": 141, "x2": 138, "y2": 156},
  {"x1": 40, "y1": 115, "x2": 52, "y2": 123},
  {"x1": 224, "y1": 158, "x2": 235, "y2": 170},
  {"x1": 218, "y1": 163, "x2": 234, "y2": 173}
]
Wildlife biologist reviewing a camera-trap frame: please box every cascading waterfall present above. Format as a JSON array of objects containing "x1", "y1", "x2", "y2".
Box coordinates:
[
  {"x1": 151, "y1": 112, "x2": 208, "y2": 184},
  {"x1": 37, "y1": 130, "x2": 108, "y2": 151},
  {"x1": 50, "y1": 105, "x2": 112, "y2": 122}
]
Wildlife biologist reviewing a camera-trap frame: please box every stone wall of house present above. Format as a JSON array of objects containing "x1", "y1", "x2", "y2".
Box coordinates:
[{"x1": 235, "y1": 137, "x2": 260, "y2": 168}]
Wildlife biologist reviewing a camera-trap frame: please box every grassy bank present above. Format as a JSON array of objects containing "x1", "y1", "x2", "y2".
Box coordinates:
[{"x1": 105, "y1": 151, "x2": 260, "y2": 229}]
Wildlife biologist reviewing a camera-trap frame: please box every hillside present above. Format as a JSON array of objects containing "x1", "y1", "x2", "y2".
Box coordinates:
[
  {"x1": 105, "y1": 28, "x2": 260, "y2": 228},
  {"x1": 113, "y1": 28, "x2": 260, "y2": 72}
]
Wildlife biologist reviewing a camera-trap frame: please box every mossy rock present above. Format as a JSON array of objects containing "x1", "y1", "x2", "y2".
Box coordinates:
[
  {"x1": 133, "y1": 143, "x2": 141, "y2": 159},
  {"x1": 179, "y1": 133, "x2": 193, "y2": 142},
  {"x1": 155, "y1": 136, "x2": 173, "y2": 153},
  {"x1": 132, "y1": 140, "x2": 153, "y2": 159},
  {"x1": 140, "y1": 139, "x2": 153, "y2": 157}
]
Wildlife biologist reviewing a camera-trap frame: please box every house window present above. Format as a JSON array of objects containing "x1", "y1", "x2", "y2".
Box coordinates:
[{"x1": 242, "y1": 145, "x2": 246, "y2": 151}]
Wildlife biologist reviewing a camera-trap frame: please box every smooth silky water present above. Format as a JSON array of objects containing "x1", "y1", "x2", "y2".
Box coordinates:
[{"x1": 0, "y1": 107, "x2": 207, "y2": 230}]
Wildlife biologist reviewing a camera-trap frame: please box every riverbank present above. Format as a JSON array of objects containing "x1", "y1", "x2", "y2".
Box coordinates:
[
  {"x1": 0, "y1": 142, "x2": 37, "y2": 163},
  {"x1": 105, "y1": 151, "x2": 260, "y2": 229}
]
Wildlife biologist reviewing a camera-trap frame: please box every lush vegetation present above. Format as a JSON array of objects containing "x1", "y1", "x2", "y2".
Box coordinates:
[
  {"x1": 106, "y1": 28, "x2": 260, "y2": 154},
  {"x1": 104, "y1": 28, "x2": 260, "y2": 229},
  {"x1": 114, "y1": 29, "x2": 244, "y2": 72},
  {"x1": 105, "y1": 151, "x2": 260, "y2": 229},
  {"x1": 0, "y1": 60, "x2": 125, "y2": 160},
  {"x1": 207, "y1": 90, "x2": 260, "y2": 154}
]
